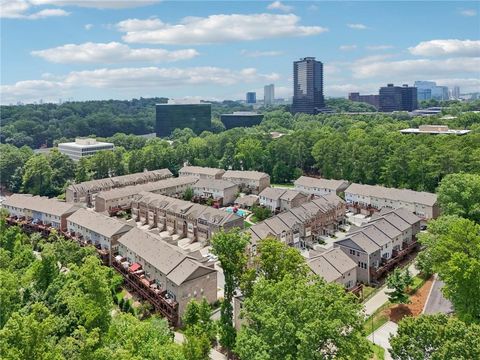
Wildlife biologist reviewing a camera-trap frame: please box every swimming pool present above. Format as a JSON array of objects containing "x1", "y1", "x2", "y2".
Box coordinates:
[{"x1": 225, "y1": 206, "x2": 249, "y2": 217}]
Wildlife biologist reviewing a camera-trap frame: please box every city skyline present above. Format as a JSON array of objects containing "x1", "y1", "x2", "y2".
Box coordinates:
[{"x1": 1, "y1": 0, "x2": 479, "y2": 104}]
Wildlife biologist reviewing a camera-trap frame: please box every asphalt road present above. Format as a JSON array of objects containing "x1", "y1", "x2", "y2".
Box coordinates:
[{"x1": 423, "y1": 276, "x2": 453, "y2": 315}]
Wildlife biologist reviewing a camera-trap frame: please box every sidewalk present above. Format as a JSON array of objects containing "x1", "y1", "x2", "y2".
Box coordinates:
[
  {"x1": 367, "y1": 321, "x2": 398, "y2": 360},
  {"x1": 174, "y1": 331, "x2": 227, "y2": 360},
  {"x1": 364, "y1": 262, "x2": 419, "y2": 317}
]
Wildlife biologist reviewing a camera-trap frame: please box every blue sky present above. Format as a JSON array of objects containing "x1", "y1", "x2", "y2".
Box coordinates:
[{"x1": 1, "y1": 0, "x2": 479, "y2": 104}]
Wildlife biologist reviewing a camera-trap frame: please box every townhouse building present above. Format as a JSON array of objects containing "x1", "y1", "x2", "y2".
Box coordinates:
[
  {"x1": 222, "y1": 170, "x2": 270, "y2": 194},
  {"x1": 247, "y1": 193, "x2": 346, "y2": 250},
  {"x1": 94, "y1": 176, "x2": 198, "y2": 213},
  {"x1": 344, "y1": 183, "x2": 439, "y2": 219},
  {"x1": 334, "y1": 207, "x2": 422, "y2": 284},
  {"x1": 178, "y1": 166, "x2": 225, "y2": 180},
  {"x1": 258, "y1": 187, "x2": 309, "y2": 212},
  {"x1": 192, "y1": 179, "x2": 239, "y2": 206},
  {"x1": 66, "y1": 208, "x2": 133, "y2": 253},
  {"x1": 65, "y1": 168, "x2": 173, "y2": 206},
  {"x1": 307, "y1": 248, "x2": 358, "y2": 290},
  {"x1": 294, "y1": 176, "x2": 350, "y2": 196},
  {"x1": 2, "y1": 194, "x2": 79, "y2": 231},
  {"x1": 131, "y1": 192, "x2": 244, "y2": 245},
  {"x1": 116, "y1": 228, "x2": 217, "y2": 324}
]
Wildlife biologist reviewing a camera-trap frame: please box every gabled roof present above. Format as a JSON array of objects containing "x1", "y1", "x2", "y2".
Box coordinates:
[
  {"x1": 118, "y1": 228, "x2": 215, "y2": 286},
  {"x1": 336, "y1": 232, "x2": 381, "y2": 254},
  {"x1": 235, "y1": 195, "x2": 259, "y2": 207},
  {"x1": 375, "y1": 207, "x2": 422, "y2": 225},
  {"x1": 3, "y1": 194, "x2": 79, "y2": 217},
  {"x1": 179, "y1": 166, "x2": 225, "y2": 177},
  {"x1": 259, "y1": 187, "x2": 285, "y2": 200},
  {"x1": 345, "y1": 183, "x2": 437, "y2": 206},
  {"x1": 67, "y1": 208, "x2": 133, "y2": 237},
  {"x1": 308, "y1": 248, "x2": 356, "y2": 282},
  {"x1": 294, "y1": 176, "x2": 349, "y2": 191},
  {"x1": 223, "y1": 170, "x2": 270, "y2": 181},
  {"x1": 193, "y1": 179, "x2": 237, "y2": 191}
]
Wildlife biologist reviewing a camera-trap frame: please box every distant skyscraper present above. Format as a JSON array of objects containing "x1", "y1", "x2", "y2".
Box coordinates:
[
  {"x1": 292, "y1": 57, "x2": 325, "y2": 114},
  {"x1": 264, "y1": 84, "x2": 275, "y2": 106},
  {"x1": 246, "y1": 92, "x2": 256, "y2": 104},
  {"x1": 379, "y1": 84, "x2": 417, "y2": 112},
  {"x1": 452, "y1": 86, "x2": 461, "y2": 99},
  {"x1": 414, "y1": 81, "x2": 449, "y2": 101}
]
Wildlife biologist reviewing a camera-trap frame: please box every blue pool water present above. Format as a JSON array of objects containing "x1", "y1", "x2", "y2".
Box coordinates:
[{"x1": 225, "y1": 207, "x2": 248, "y2": 217}]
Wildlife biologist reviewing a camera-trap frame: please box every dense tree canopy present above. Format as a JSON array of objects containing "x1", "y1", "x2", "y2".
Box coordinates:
[
  {"x1": 417, "y1": 216, "x2": 480, "y2": 323},
  {"x1": 389, "y1": 314, "x2": 480, "y2": 360}
]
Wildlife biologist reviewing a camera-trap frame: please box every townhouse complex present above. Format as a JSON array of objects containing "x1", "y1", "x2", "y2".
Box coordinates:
[
  {"x1": 294, "y1": 176, "x2": 350, "y2": 196},
  {"x1": 192, "y1": 179, "x2": 239, "y2": 206},
  {"x1": 334, "y1": 207, "x2": 422, "y2": 284},
  {"x1": 259, "y1": 187, "x2": 309, "y2": 212},
  {"x1": 248, "y1": 193, "x2": 346, "y2": 249},
  {"x1": 344, "y1": 183, "x2": 439, "y2": 219},
  {"x1": 222, "y1": 170, "x2": 270, "y2": 195},
  {"x1": 94, "y1": 176, "x2": 198, "y2": 214},
  {"x1": 2, "y1": 194, "x2": 79, "y2": 231},
  {"x1": 178, "y1": 166, "x2": 225, "y2": 180},
  {"x1": 132, "y1": 192, "x2": 244, "y2": 246},
  {"x1": 65, "y1": 169, "x2": 173, "y2": 206}
]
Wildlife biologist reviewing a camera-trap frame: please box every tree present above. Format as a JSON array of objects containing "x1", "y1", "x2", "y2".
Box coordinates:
[
  {"x1": 418, "y1": 216, "x2": 480, "y2": 323},
  {"x1": 22, "y1": 154, "x2": 54, "y2": 196},
  {"x1": 183, "y1": 187, "x2": 194, "y2": 201},
  {"x1": 236, "y1": 275, "x2": 371, "y2": 360},
  {"x1": 389, "y1": 314, "x2": 480, "y2": 360},
  {"x1": 251, "y1": 205, "x2": 272, "y2": 221},
  {"x1": 75, "y1": 157, "x2": 92, "y2": 183},
  {"x1": 386, "y1": 268, "x2": 414, "y2": 304},
  {"x1": 211, "y1": 229, "x2": 250, "y2": 355},
  {"x1": 437, "y1": 173, "x2": 480, "y2": 223},
  {"x1": 48, "y1": 148, "x2": 75, "y2": 191}
]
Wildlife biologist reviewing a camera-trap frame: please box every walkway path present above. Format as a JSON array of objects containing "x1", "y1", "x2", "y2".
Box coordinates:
[
  {"x1": 174, "y1": 331, "x2": 227, "y2": 360},
  {"x1": 423, "y1": 275, "x2": 453, "y2": 315},
  {"x1": 367, "y1": 321, "x2": 398, "y2": 360},
  {"x1": 363, "y1": 262, "x2": 419, "y2": 317}
]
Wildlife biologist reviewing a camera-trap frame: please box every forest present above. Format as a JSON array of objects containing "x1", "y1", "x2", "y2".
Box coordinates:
[{"x1": 1, "y1": 106, "x2": 479, "y2": 198}]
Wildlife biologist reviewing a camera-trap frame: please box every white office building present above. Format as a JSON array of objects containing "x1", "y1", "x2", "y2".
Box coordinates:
[
  {"x1": 264, "y1": 84, "x2": 275, "y2": 106},
  {"x1": 58, "y1": 138, "x2": 114, "y2": 161}
]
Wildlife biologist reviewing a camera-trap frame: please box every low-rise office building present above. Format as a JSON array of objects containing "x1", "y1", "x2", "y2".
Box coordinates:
[
  {"x1": 66, "y1": 168, "x2": 173, "y2": 206},
  {"x1": 344, "y1": 183, "x2": 439, "y2": 219},
  {"x1": 58, "y1": 138, "x2": 114, "y2": 161},
  {"x1": 307, "y1": 248, "x2": 358, "y2": 290},
  {"x1": 258, "y1": 187, "x2": 309, "y2": 212},
  {"x1": 66, "y1": 208, "x2": 133, "y2": 253},
  {"x1": 94, "y1": 176, "x2": 198, "y2": 213},
  {"x1": 2, "y1": 194, "x2": 79, "y2": 231},
  {"x1": 334, "y1": 208, "x2": 422, "y2": 284},
  {"x1": 116, "y1": 228, "x2": 217, "y2": 324},
  {"x1": 220, "y1": 112, "x2": 264, "y2": 129},
  {"x1": 248, "y1": 194, "x2": 346, "y2": 249},
  {"x1": 400, "y1": 125, "x2": 471, "y2": 135},
  {"x1": 222, "y1": 170, "x2": 270, "y2": 195},
  {"x1": 179, "y1": 166, "x2": 225, "y2": 180},
  {"x1": 132, "y1": 192, "x2": 244, "y2": 245},
  {"x1": 192, "y1": 179, "x2": 238, "y2": 206},
  {"x1": 294, "y1": 176, "x2": 350, "y2": 196}
]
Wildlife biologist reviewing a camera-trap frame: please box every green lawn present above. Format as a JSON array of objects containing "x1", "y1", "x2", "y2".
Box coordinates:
[
  {"x1": 408, "y1": 275, "x2": 427, "y2": 295},
  {"x1": 244, "y1": 222, "x2": 253, "y2": 229},
  {"x1": 362, "y1": 286, "x2": 377, "y2": 302},
  {"x1": 370, "y1": 342, "x2": 385, "y2": 360},
  {"x1": 271, "y1": 183, "x2": 294, "y2": 188},
  {"x1": 364, "y1": 301, "x2": 391, "y2": 335}
]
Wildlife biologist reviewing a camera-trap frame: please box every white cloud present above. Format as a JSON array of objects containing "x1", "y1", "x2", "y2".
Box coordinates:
[
  {"x1": 366, "y1": 45, "x2": 394, "y2": 50},
  {"x1": 29, "y1": 0, "x2": 160, "y2": 9},
  {"x1": 240, "y1": 49, "x2": 283, "y2": 57},
  {"x1": 460, "y1": 9, "x2": 477, "y2": 17},
  {"x1": 347, "y1": 23, "x2": 367, "y2": 30},
  {"x1": 409, "y1": 39, "x2": 480, "y2": 57},
  {"x1": 352, "y1": 57, "x2": 480, "y2": 79},
  {"x1": 308, "y1": 4, "x2": 319, "y2": 11},
  {"x1": 31, "y1": 42, "x2": 199, "y2": 63},
  {"x1": 117, "y1": 14, "x2": 328, "y2": 45},
  {"x1": 1, "y1": 66, "x2": 280, "y2": 104},
  {"x1": 84, "y1": 23, "x2": 93, "y2": 30},
  {"x1": 267, "y1": 1, "x2": 293, "y2": 13},
  {"x1": 339, "y1": 45, "x2": 357, "y2": 51},
  {"x1": 0, "y1": 0, "x2": 69, "y2": 19}
]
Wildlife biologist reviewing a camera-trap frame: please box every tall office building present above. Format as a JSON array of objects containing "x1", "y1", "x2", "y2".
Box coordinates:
[
  {"x1": 156, "y1": 102, "x2": 212, "y2": 137},
  {"x1": 348, "y1": 92, "x2": 380, "y2": 109},
  {"x1": 292, "y1": 57, "x2": 325, "y2": 114},
  {"x1": 414, "y1": 81, "x2": 449, "y2": 101},
  {"x1": 246, "y1": 92, "x2": 257, "y2": 104},
  {"x1": 264, "y1": 84, "x2": 275, "y2": 106},
  {"x1": 379, "y1": 84, "x2": 418, "y2": 112},
  {"x1": 452, "y1": 86, "x2": 461, "y2": 99}
]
